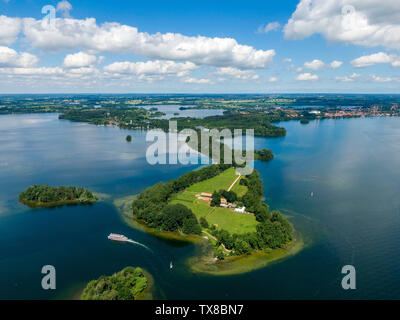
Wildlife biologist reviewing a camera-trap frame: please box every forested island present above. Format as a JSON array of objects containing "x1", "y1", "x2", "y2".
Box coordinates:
[
  {"x1": 255, "y1": 149, "x2": 274, "y2": 162},
  {"x1": 19, "y1": 185, "x2": 98, "y2": 208},
  {"x1": 81, "y1": 267, "x2": 149, "y2": 300},
  {"x1": 131, "y1": 165, "x2": 294, "y2": 263}
]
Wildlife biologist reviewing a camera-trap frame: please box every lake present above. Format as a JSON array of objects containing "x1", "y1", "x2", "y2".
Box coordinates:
[
  {"x1": 1, "y1": 113, "x2": 400, "y2": 299},
  {"x1": 142, "y1": 105, "x2": 225, "y2": 119}
]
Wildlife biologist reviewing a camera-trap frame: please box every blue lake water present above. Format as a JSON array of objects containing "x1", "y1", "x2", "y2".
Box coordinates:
[
  {"x1": 142, "y1": 105, "x2": 224, "y2": 119},
  {"x1": 1, "y1": 113, "x2": 400, "y2": 299}
]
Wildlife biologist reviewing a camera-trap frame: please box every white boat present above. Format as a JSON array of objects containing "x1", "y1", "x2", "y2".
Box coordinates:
[
  {"x1": 170, "y1": 262, "x2": 173, "y2": 270},
  {"x1": 108, "y1": 233, "x2": 129, "y2": 242}
]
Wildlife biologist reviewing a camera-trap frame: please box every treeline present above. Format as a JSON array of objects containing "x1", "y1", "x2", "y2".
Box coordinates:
[
  {"x1": 178, "y1": 113, "x2": 287, "y2": 138},
  {"x1": 132, "y1": 164, "x2": 232, "y2": 233},
  {"x1": 81, "y1": 267, "x2": 147, "y2": 300},
  {"x1": 59, "y1": 108, "x2": 287, "y2": 138},
  {"x1": 210, "y1": 210, "x2": 293, "y2": 257},
  {"x1": 19, "y1": 185, "x2": 98, "y2": 205}
]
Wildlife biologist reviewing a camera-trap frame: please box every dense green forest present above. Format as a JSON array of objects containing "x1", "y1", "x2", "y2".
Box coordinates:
[
  {"x1": 19, "y1": 185, "x2": 98, "y2": 206},
  {"x1": 81, "y1": 267, "x2": 147, "y2": 300}
]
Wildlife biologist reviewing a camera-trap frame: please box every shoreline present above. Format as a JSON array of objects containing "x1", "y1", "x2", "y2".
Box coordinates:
[
  {"x1": 19, "y1": 199, "x2": 98, "y2": 209},
  {"x1": 114, "y1": 195, "x2": 304, "y2": 276},
  {"x1": 187, "y1": 226, "x2": 304, "y2": 276}
]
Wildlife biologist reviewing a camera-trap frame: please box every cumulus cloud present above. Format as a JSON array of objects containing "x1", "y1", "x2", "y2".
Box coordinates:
[
  {"x1": 215, "y1": 67, "x2": 260, "y2": 80},
  {"x1": 304, "y1": 59, "x2": 325, "y2": 70},
  {"x1": 257, "y1": 22, "x2": 281, "y2": 34},
  {"x1": 296, "y1": 72, "x2": 319, "y2": 81},
  {"x1": 303, "y1": 59, "x2": 343, "y2": 71},
  {"x1": 284, "y1": 0, "x2": 400, "y2": 50},
  {"x1": 330, "y1": 60, "x2": 343, "y2": 68},
  {"x1": 351, "y1": 52, "x2": 400, "y2": 68},
  {"x1": 104, "y1": 60, "x2": 197, "y2": 78},
  {"x1": 370, "y1": 74, "x2": 398, "y2": 82},
  {"x1": 0, "y1": 15, "x2": 21, "y2": 45},
  {"x1": 63, "y1": 52, "x2": 98, "y2": 68},
  {"x1": 15, "y1": 16, "x2": 275, "y2": 69},
  {"x1": 268, "y1": 77, "x2": 278, "y2": 82},
  {"x1": 0, "y1": 46, "x2": 38, "y2": 68},
  {"x1": 336, "y1": 73, "x2": 360, "y2": 82},
  {"x1": 182, "y1": 77, "x2": 214, "y2": 84}
]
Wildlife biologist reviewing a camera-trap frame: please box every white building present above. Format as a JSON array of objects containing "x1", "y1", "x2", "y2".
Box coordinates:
[{"x1": 234, "y1": 207, "x2": 246, "y2": 213}]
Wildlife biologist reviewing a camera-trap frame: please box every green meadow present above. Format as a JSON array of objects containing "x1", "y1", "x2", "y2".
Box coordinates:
[{"x1": 169, "y1": 168, "x2": 258, "y2": 234}]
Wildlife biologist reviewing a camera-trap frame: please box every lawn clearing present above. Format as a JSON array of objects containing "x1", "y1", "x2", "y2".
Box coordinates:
[{"x1": 169, "y1": 168, "x2": 258, "y2": 234}]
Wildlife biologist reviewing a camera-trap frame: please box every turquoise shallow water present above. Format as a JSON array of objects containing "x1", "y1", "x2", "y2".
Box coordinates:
[{"x1": 1, "y1": 114, "x2": 400, "y2": 299}]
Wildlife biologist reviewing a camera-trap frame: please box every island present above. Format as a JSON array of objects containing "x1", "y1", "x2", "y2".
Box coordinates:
[
  {"x1": 131, "y1": 165, "x2": 299, "y2": 275},
  {"x1": 81, "y1": 267, "x2": 151, "y2": 300},
  {"x1": 255, "y1": 149, "x2": 274, "y2": 162},
  {"x1": 19, "y1": 185, "x2": 98, "y2": 208}
]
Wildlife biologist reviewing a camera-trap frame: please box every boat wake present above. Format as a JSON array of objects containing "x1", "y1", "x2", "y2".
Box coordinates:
[{"x1": 126, "y1": 239, "x2": 153, "y2": 253}]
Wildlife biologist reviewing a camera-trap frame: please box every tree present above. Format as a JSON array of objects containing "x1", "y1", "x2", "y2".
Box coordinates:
[
  {"x1": 183, "y1": 218, "x2": 202, "y2": 235},
  {"x1": 200, "y1": 217, "x2": 209, "y2": 228},
  {"x1": 211, "y1": 191, "x2": 221, "y2": 207},
  {"x1": 220, "y1": 190, "x2": 238, "y2": 203},
  {"x1": 126, "y1": 135, "x2": 132, "y2": 142}
]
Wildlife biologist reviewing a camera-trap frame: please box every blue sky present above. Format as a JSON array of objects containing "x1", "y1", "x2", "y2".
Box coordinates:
[{"x1": 0, "y1": 0, "x2": 399, "y2": 93}]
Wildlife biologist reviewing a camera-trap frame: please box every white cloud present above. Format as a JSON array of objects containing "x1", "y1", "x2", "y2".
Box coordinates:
[
  {"x1": 0, "y1": 15, "x2": 21, "y2": 45},
  {"x1": 17, "y1": 16, "x2": 275, "y2": 69},
  {"x1": 67, "y1": 66, "x2": 99, "y2": 75},
  {"x1": 63, "y1": 52, "x2": 98, "y2": 68},
  {"x1": 0, "y1": 46, "x2": 38, "y2": 68},
  {"x1": 370, "y1": 74, "x2": 398, "y2": 82},
  {"x1": 296, "y1": 72, "x2": 319, "y2": 81},
  {"x1": 351, "y1": 52, "x2": 400, "y2": 68},
  {"x1": 257, "y1": 22, "x2": 281, "y2": 34},
  {"x1": 303, "y1": 59, "x2": 343, "y2": 71},
  {"x1": 215, "y1": 67, "x2": 260, "y2": 80},
  {"x1": 0, "y1": 67, "x2": 64, "y2": 76},
  {"x1": 56, "y1": 1, "x2": 73, "y2": 18},
  {"x1": 330, "y1": 60, "x2": 343, "y2": 68},
  {"x1": 304, "y1": 59, "x2": 325, "y2": 70},
  {"x1": 268, "y1": 77, "x2": 278, "y2": 83},
  {"x1": 182, "y1": 77, "x2": 214, "y2": 84},
  {"x1": 104, "y1": 60, "x2": 197, "y2": 78},
  {"x1": 284, "y1": 0, "x2": 400, "y2": 50},
  {"x1": 336, "y1": 73, "x2": 360, "y2": 82}
]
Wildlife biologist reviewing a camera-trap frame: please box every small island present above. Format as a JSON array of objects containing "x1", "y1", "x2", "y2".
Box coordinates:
[
  {"x1": 81, "y1": 267, "x2": 149, "y2": 300},
  {"x1": 131, "y1": 165, "x2": 297, "y2": 274},
  {"x1": 255, "y1": 149, "x2": 274, "y2": 162},
  {"x1": 19, "y1": 185, "x2": 98, "y2": 208}
]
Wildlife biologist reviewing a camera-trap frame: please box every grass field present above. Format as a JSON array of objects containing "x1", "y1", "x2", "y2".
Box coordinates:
[
  {"x1": 169, "y1": 168, "x2": 258, "y2": 234},
  {"x1": 186, "y1": 167, "x2": 238, "y2": 193}
]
